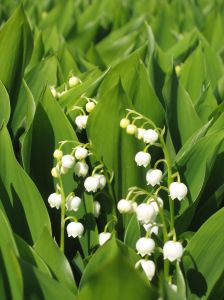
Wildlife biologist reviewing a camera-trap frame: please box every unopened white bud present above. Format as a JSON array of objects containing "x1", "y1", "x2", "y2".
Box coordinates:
[
  {"x1": 163, "y1": 241, "x2": 183, "y2": 262},
  {"x1": 135, "y1": 151, "x2": 151, "y2": 167},
  {"x1": 74, "y1": 161, "x2": 89, "y2": 177},
  {"x1": 68, "y1": 76, "x2": 80, "y2": 88},
  {"x1": 136, "y1": 203, "x2": 156, "y2": 224},
  {"x1": 136, "y1": 237, "x2": 155, "y2": 257},
  {"x1": 143, "y1": 129, "x2": 159, "y2": 144},
  {"x1": 126, "y1": 124, "x2": 137, "y2": 135},
  {"x1": 67, "y1": 222, "x2": 84, "y2": 238},
  {"x1": 135, "y1": 259, "x2": 155, "y2": 281},
  {"x1": 51, "y1": 166, "x2": 60, "y2": 178},
  {"x1": 93, "y1": 201, "x2": 101, "y2": 218},
  {"x1": 146, "y1": 169, "x2": 162, "y2": 186},
  {"x1": 86, "y1": 101, "x2": 96, "y2": 113},
  {"x1": 135, "y1": 128, "x2": 146, "y2": 140},
  {"x1": 61, "y1": 155, "x2": 75, "y2": 169},
  {"x1": 120, "y1": 118, "x2": 130, "y2": 129},
  {"x1": 50, "y1": 86, "x2": 57, "y2": 98},
  {"x1": 66, "y1": 195, "x2": 81, "y2": 211},
  {"x1": 53, "y1": 149, "x2": 63, "y2": 160},
  {"x1": 117, "y1": 199, "x2": 133, "y2": 214},
  {"x1": 84, "y1": 176, "x2": 99, "y2": 192},
  {"x1": 99, "y1": 232, "x2": 111, "y2": 246},
  {"x1": 48, "y1": 193, "x2": 62, "y2": 209},
  {"x1": 75, "y1": 147, "x2": 88, "y2": 160},
  {"x1": 169, "y1": 182, "x2": 188, "y2": 200},
  {"x1": 75, "y1": 115, "x2": 88, "y2": 130}
]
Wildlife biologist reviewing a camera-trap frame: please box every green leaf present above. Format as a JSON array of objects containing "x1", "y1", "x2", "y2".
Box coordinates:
[
  {"x1": 183, "y1": 208, "x2": 224, "y2": 299},
  {"x1": 0, "y1": 124, "x2": 51, "y2": 244},
  {"x1": 78, "y1": 237, "x2": 157, "y2": 300},
  {"x1": 0, "y1": 80, "x2": 10, "y2": 127}
]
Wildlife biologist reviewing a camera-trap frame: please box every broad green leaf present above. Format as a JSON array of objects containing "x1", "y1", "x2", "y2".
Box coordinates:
[
  {"x1": 34, "y1": 227, "x2": 77, "y2": 294},
  {"x1": 0, "y1": 80, "x2": 10, "y2": 127},
  {"x1": 0, "y1": 124, "x2": 51, "y2": 244},
  {"x1": 78, "y1": 237, "x2": 157, "y2": 300},
  {"x1": 0, "y1": 5, "x2": 33, "y2": 112},
  {"x1": 183, "y1": 208, "x2": 224, "y2": 299}
]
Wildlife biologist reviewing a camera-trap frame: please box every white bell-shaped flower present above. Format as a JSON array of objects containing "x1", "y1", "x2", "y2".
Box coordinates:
[
  {"x1": 99, "y1": 232, "x2": 111, "y2": 246},
  {"x1": 93, "y1": 174, "x2": 106, "y2": 190},
  {"x1": 149, "y1": 197, "x2": 164, "y2": 214},
  {"x1": 75, "y1": 115, "x2": 88, "y2": 130},
  {"x1": 61, "y1": 154, "x2": 75, "y2": 169},
  {"x1": 117, "y1": 199, "x2": 133, "y2": 214},
  {"x1": 48, "y1": 193, "x2": 62, "y2": 209},
  {"x1": 66, "y1": 195, "x2": 81, "y2": 211},
  {"x1": 67, "y1": 222, "x2": 84, "y2": 238},
  {"x1": 146, "y1": 169, "x2": 163, "y2": 186},
  {"x1": 143, "y1": 129, "x2": 159, "y2": 144},
  {"x1": 135, "y1": 151, "x2": 151, "y2": 167},
  {"x1": 75, "y1": 147, "x2": 88, "y2": 160},
  {"x1": 74, "y1": 161, "x2": 89, "y2": 177},
  {"x1": 126, "y1": 124, "x2": 137, "y2": 135},
  {"x1": 135, "y1": 259, "x2": 155, "y2": 281},
  {"x1": 169, "y1": 182, "x2": 188, "y2": 200},
  {"x1": 163, "y1": 241, "x2": 183, "y2": 262},
  {"x1": 136, "y1": 203, "x2": 156, "y2": 224},
  {"x1": 84, "y1": 176, "x2": 99, "y2": 192},
  {"x1": 135, "y1": 128, "x2": 146, "y2": 140},
  {"x1": 136, "y1": 237, "x2": 155, "y2": 257},
  {"x1": 143, "y1": 223, "x2": 159, "y2": 236},
  {"x1": 120, "y1": 118, "x2": 130, "y2": 129},
  {"x1": 68, "y1": 76, "x2": 80, "y2": 88},
  {"x1": 86, "y1": 102, "x2": 96, "y2": 113},
  {"x1": 93, "y1": 201, "x2": 101, "y2": 218}
]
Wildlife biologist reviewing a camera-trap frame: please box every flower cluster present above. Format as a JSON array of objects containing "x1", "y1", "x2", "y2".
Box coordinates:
[
  {"x1": 48, "y1": 141, "x2": 110, "y2": 251},
  {"x1": 119, "y1": 109, "x2": 187, "y2": 284}
]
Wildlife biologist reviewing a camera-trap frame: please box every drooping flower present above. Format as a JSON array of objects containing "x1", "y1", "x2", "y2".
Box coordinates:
[
  {"x1": 135, "y1": 259, "x2": 155, "y2": 281},
  {"x1": 148, "y1": 197, "x2": 164, "y2": 214},
  {"x1": 117, "y1": 199, "x2": 133, "y2": 214},
  {"x1": 93, "y1": 174, "x2": 106, "y2": 190},
  {"x1": 135, "y1": 128, "x2": 146, "y2": 140},
  {"x1": 67, "y1": 222, "x2": 84, "y2": 238},
  {"x1": 163, "y1": 240, "x2": 183, "y2": 262},
  {"x1": 169, "y1": 182, "x2": 188, "y2": 200},
  {"x1": 53, "y1": 149, "x2": 63, "y2": 160},
  {"x1": 143, "y1": 129, "x2": 159, "y2": 144},
  {"x1": 68, "y1": 76, "x2": 80, "y2": 88},
  {"x1": 120, "y1": 118, "x2": 130, "y2": 129},
  {"x1": 126, "y1": 124, "x2": 137, "y2": 135},
  {"x1": 61, "y1": 154, "x2": 75, "y2": 169},
  {"x1": 93, "y1": 201, "x2": 101, "y2": 218},
  {"x1": 66, "y1": 195, "x2": 81, "y2": 211},
  {"x1": 99, "y1": 232, "x2": 111, "y2": 246},
  {"x1": 136, "y1": 203, "x2": 156, "y2": 224},
  {"x1": 75, "y1": 115, "x2": 88, "y2": 130},
  {"x1": 86, "y1": 101, "x2": 96, "y2": 113},
  {"x1": 146, "y1": 169, "x2": 163, "y2": 186},
  {"x1": 136, "y1": 237, "x2": 155, "y2": 257},
  {"x1": 84, "y1": 176, "x2": 99, "y2": 192},
  {"x1": 48, "y1": 193, "x2": 62, "y2": 209},
  {"x1": 74, "y1": 161, "x2": 89, "y2": 177},
  {"x1": 135, "y1": 151, "x2": 151, "y2": 167},
  {"x1": 75, "y1": 147, "x2": 88, "y2": 160}
]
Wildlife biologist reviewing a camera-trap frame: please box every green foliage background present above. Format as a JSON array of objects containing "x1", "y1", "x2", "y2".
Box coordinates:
[{"x1": 0, "y1": 0, "x2": 224, "y2": 299}]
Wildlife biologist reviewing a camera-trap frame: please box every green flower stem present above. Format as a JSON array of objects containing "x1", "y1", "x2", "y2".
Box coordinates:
[{"x1": 58, "y1": 175, "x2": 67, "y2": 252}]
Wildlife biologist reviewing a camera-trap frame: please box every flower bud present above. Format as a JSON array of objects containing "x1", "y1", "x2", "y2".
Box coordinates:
[
  {"x1": 53, "y1": 149, "x2": 63, "y2": 160},
  {"x1": 75, "y1": 115, "x2": 88, "y2": 130},
  {"x1": 126, "y1": 124, "x2": 137, "y2": 135},
  {"x1": 136, "y1": 203, "x2": 156, "y2": 224},
  {"x1": 93, "y1": 174, "x2": 106, "y2": 190},
  {"x1": 117, "y1": 199, "x2": 133, "y2": 214},
  {"x1": 143, "y1": 129, "x2": 159, "y2": 144},
  {"x1": 163, "y1": 241, "x2": 183, "y2": 262},
  {"x1": 93, "y1": 201, "x2": 101, "y2": 218},
  {"x1": 120, "y1": 118, "x2": 130, "y2": 129},
  {"x1": 175, "y1": 65, "x2": 181, "y2": 76},
  {"x1": 84, "y1": 176, "x2": 99, "y2": 192},
  {"x1": 51, "y1": 166, "x2": 60, "y2": 178},
  {"x1": 135, "y1": 151, "x2": 151, "y2": 167},
  {"x1": 86, "y1": 101, "x2": 96, "y2": 113},
  {"x1": 169, "y1": 182, "x2": 188, "y2": 200},
  {"x1": 143, "y1": 223, "x2": 159, "y2": 236},
  {"x1": 50, "y1": 86, "x2": 57, "y2": 98},
  {"x1": 136, "y1": 237, "x2": 155, "y2": 257},
  {"x1": 74, "y1": 161, "x2": 89, "y2": 177},
  {"x1": 135, "y1": 128, "x2": 146, "y2": 140},
  {"x1": 66, "y1": 195, "x2": 81, "y2": 211},
  {"x1": 146, "y1": 169, "x2": 162, "y2": 186},
  {"x1": 135, "y1": 259, "x2": 155, "y2": 281},
  {"x1": 67, "y1": 222, "x2": 84, "y2": 238},
  {"x1": 68, "y1": 76, "x2": 80, "y2": 88},
  {"x1": 170, "y1": 284, "x2": 178, "y2": 293},
  {"x1": 48, "y1": 193, "x2": 62, "y2": 209},
  {"x1": 149, "y1": 197, "x2": 163, "y2": 214},
  {"x1": 75, "y1": 147, "x2": 88, "y2": 160},
  {"x1": 61, "y1": 155, "x2": 75, "y2": 169},
  {"x1": 99, "y1": 232, "x2": 111, "y2": 246}
]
